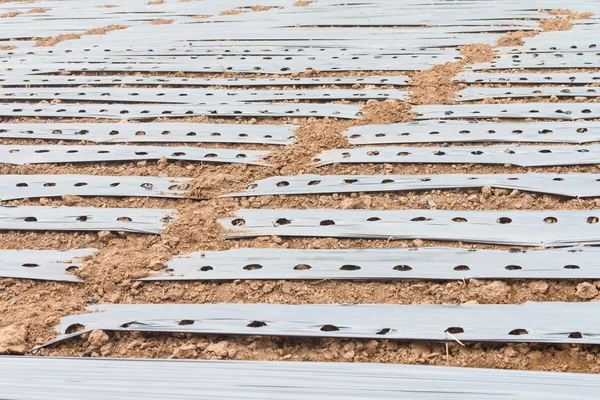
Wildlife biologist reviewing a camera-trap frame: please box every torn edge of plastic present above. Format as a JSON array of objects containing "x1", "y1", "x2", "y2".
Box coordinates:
[
  {"x1": 0, "y1": 175, "x2": 192, "y2": 201},
  {"x1": 37, "y1": 302, "x2": 600, "y2": 349},
  {"x1": 223, "y1": 173, "x2": 600, "y2": 198},
  {"x1": 0, "y1": 206, "x2": 177, "y2": 234},
  {"x1": 0, "y1": 248, "x2": 97, "y2": 282},
  {"x1": 147, "y1": 246, "x2": 600, "y2": 281},
  {"x1": 220, "y1": 209, "x2": 600, "y2": 247}
]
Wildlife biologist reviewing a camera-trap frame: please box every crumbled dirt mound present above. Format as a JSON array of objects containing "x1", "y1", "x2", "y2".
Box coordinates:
[
  {"x1": 0, "y1": 45, "x2": 16, "y2": 50},
  {"x1": 547, "y1": 8, "x2": 595, "y2": 19},
  {"x1": 539, "y1": 17, "x2": 573, "y2": 32},
  {"x1": 220, "y1": 9, "x2": 247, "y2": 15},
  {"x1": 149, "y1": 18, "x2": 174, "y2": 25},
  {"x1": 35, "y1": 33, "x2": 82, "y2": 47},
  {"x1": 148, "y1": 0, "x2": 165, "y2": 5},
  {"x1": 294, "y1": 1, "x2": 312, "y2": 6},
  {"x1": 250, "y1": 5, "x2": 282, "y2": 11},
  {"x1": 496, "y1": 30, "x2": 538, "y2": 47},
  {"x1": 411, "y1": 44, "x2": 495, "y2": 104},
  {"x1": 27, "y1": 7, "x2": 50, "y2": 13},
  {"x1": 84, "y1": 24, "x2": 129, "y2": 35},
  {"x1": 0, "y1": 11, "x2": 21, "y2": 18}
]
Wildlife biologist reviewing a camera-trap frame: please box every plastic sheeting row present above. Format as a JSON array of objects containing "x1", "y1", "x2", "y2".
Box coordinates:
[
  {"x1": 0, "y1": 206, "x2": 175, "y2": 234},
  {"x1": 0, "y1": 175, "x2": 191, "y2": 201},
  {"x1": 221, "y1": 209, "x2": 600, "y2": 247},
  {"x1": 38, "y1": 302, "x2": 600, "y2": 349},
  {"x1": 152, "y1": 246, "x2": 600, "y2": 281},
  {"x1": 0, "y1": 248, "x2": 96, "y2": 282},
  {"x1": 343, "y1": 121, "x2": 599, "y2": 144},
  {"x1": 314, "y1": 145, "x2": 600, "y2": 167},
  {"x1": 3, "y1": 356, "x2": 600, "y2": 400},
  {"x1": 0, "y1": 146, "x2": 269, "y2": 166},
  {"x1": 0, "y1": 123, "x2": 296, "y2": 145},
  {"x1": 226, "y1": 173, "x2": 600, "y2": 198},
  {"x1": 0, "y1": 102, "x2": 361, "y2": 119}
]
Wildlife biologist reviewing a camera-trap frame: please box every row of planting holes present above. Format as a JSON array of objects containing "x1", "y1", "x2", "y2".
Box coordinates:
[
  {"x1": 230, "y1": 216, "x2": 600, "y2": 226},
  {"x1": 512, "y1": 53, "x2": 600, "y2": 58},
  {"x1": 493, "y1": 88, "x2": 598, "y2": 95},
  {"x1": 472, "y1": 76, "x2": 600, "y2": 82},
  {"x1": 0, "y1": 129, "x2": 284, "y2": 139},
  {"x1": 348, "y1": 127, "x2": 590, "y2": 137},
  {"x1": 20, "y1": 263, "x2": 78, "y2": 271},
  {"x1": 22, "y1": 216, "x2": 134, "y2": 222},
  {"x1": 13, "y1": 182, "x2": 183, "y2": 190},
  {"x1": 3, "y1": 77, "x2": 396, "y2": 84},
  {"x1": 119, "y1": 321, "x2": 583, "y2": 339},
  {"x1": 265, "y1": 175, "x2": 594, "y2": 189},
  {"x1": 7, "y1": 149, "x2": 248, "y2": 158},
  {"x1": 189, "y1": 263, "x2": 582, "y2": 272},
  {"x1": 442, "y1": 109, "x2": 594, "y2": 115},
  {"x1": 2, "y1": 92, "x2": 390, "y2": 98},
  {"x1": 8, "y1": 108, "x2": 323, "y2": 115},
  {"x1": 346, "y1": 148, "x2": 593, "y2": 156}
]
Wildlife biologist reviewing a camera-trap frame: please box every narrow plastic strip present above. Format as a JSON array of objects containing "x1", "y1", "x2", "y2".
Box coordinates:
[
  {"x1": 148, "y1": 246, "x2": 600, "y2": 281},
  {"x1": 0, "y1": 248, "x2": 96, "y2": 282},
  {"x1": 221, "y1": 209, "x2": 600, "y2": 247}
]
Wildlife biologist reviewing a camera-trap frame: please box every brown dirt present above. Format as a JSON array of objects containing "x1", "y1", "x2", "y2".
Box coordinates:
[
  {"x1": 147, "y1": 0, "x2": 164, "y2": 4},
  {"x1": 220, "y1": 9, "x2": 247, "y2": 16},
  {"x1": 547, "y1": 8, "x2": 595, "y2": 19},
  {"x1": 411, "y1": 44, "x2": 494, "y2": 104},
  {"x1": 294, "y1": 1, "x2": 312, "y2": 6},
  {"x1": 97, "y1": 4, "x2": 119, "y2": 8},
  {"x1": 250, "y1": 5, "x2": 282, "y2": 11},
  {"x1": 27, "y1": 7, "x2": 50, "y2": 13},
  {"x1": 539, "y1": 17, "x2": 573, "y2": 32},
  {"x1": 496, "y1": 30, "x2": 538, "y2": 47},
  {"x1": 34, "y1": 25, "x2": 128, "y2": 46},
  {"x1": 84, "y1": 24, "x2": 129, "y2": 35},
  {"x1": 0, "y1": 45, "x2": 17, "y2": 50},
  {"x1": 149, "y1": 18, "x2": 174, "y2": 25},
  {"x1": 0, "y1": 11, "x2": 21, "y2": 18}
]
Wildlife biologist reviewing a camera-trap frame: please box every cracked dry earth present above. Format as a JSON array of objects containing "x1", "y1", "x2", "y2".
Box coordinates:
[{"x1": 2, "y1": 0, "x2": 600, "y2": 376}]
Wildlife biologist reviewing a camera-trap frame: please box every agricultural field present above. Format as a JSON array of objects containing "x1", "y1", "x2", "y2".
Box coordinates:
[{"x1": 1, "y1": 0, "x2": 600, "y2": 397}]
